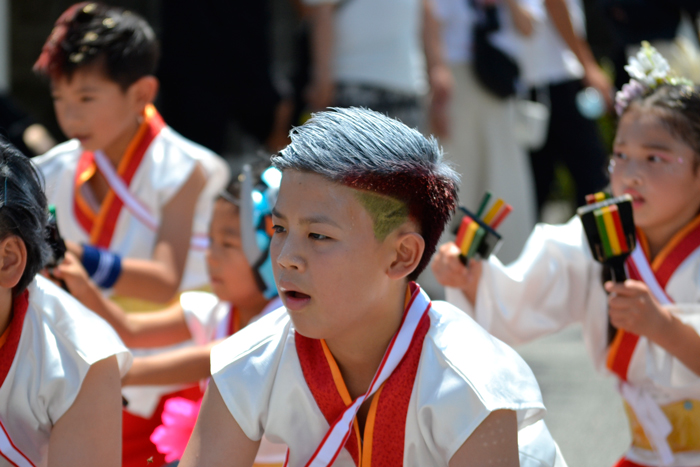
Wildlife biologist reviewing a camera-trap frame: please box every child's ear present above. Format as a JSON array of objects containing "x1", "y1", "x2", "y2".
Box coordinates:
[
  {"x1": 0, "y1": 236, "x2": 27, "y2": 289},
  {"x1": 387, "y1": 231, "x2": 425, "y2": 280},
  {"x1": 129, "y1": 75, "x2": 159, "y2": 111}
]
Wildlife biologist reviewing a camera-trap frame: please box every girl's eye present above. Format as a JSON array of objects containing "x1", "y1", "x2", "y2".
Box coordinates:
[
  {"x1": 272, "y1": 225, "x2": 286, "y2": 234},
  {"x1": 613, "y1": 152, "x2": 627, "y2": 160},
  {"x1": 309, "y1": 233, "x2": 329, "y2": 241},
  {"x1": 80, "y1": 96, "x2": 94, "y2": 103},
  {"x1": 647, "y1": 154, "x2": 665, "y2": 163}
]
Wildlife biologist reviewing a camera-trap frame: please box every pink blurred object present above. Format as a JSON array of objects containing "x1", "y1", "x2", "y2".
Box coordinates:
[{"x1": 150, "y1": 397, "x2": 203, "y2": 462}]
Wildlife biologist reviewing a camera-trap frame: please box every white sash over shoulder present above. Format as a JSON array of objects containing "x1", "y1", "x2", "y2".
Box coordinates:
[{"x1": 94, "y1": 150, "x2": 208, "y2": 250}]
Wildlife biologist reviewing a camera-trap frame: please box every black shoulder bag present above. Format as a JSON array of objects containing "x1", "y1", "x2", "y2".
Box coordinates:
[{"x1": 470, "y1": 0, "x2": 520, "y2": 99}]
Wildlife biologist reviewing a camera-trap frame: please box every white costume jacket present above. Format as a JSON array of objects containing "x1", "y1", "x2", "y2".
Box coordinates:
[
  {"x1": 447, "y1": 216, "x2": 700, "y2": 466},
  {"x1": 211, "y1": 298, "x2": 566, "y2": 467},
  {"x1": 0, "y1": 276, "x2": 131, "y2": 467}
]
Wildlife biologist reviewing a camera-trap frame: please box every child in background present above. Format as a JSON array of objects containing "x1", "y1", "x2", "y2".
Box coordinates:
[
  {"x1": 0, "y1": 139, "x2": 130, "y2": 466},
  {"x1": 433, "y1": 43, "x2": 700, "y2": 467},
  {"x1": 180, "y1": 107, "x2": 566, "y2": 467},
  {"x1": 31, "y1": 3, "x2": 228, "y2": 466},
  {"x1": 54, "y1": 165, "x2": 287, "y2": 466}
]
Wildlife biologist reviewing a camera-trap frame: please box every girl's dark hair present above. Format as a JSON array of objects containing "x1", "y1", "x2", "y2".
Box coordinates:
[
  {"x1": 33, "y1": 2, "x2": 159, "y2": 90},
  {"x1": 0, "y1": 140, "x2": 50, "y2": 293},
  {"x1": 625, "y1": 84, "x2": 700, "y2": 163}
]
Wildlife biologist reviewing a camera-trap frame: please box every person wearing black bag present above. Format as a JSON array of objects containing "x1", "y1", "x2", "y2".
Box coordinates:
[
  {"x1": 431, "y1": 0, "x2": 539, "y2": 264},
  {"x1": 519, "y1": 0, "x2": 611, "y2": 214}
]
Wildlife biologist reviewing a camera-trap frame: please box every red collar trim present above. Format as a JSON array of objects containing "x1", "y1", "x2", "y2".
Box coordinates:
[{"x1": 0, "y1": 290, "x2": 29, "y2": 388}]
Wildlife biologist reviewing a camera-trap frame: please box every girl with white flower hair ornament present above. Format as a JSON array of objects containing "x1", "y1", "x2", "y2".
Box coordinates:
[{"x1": 433, "y1": 42, "x2": 700, "y2": 467}]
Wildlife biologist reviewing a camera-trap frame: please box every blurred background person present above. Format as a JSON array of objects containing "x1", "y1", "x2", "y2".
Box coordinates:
[
  {"x1": 302, "y1": 0, "x2": 452, "y2": 134},
  {"x1": 519, "y1": 0, "x2": 611, "y2": 216},
  {"x1": 432, "y1": 0, "x2": 539, "y2": 264}
]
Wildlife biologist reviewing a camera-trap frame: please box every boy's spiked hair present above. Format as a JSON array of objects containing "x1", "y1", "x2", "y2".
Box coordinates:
[
  {"x1": 0, "y1": 139, "x2": 50, "y2": 293},
  {"x1": 34, "y1": 2, "x2": 159, "y2": 90},
  {"x1": 271, "y1": 107, "x2": 459, "y2": 280}
]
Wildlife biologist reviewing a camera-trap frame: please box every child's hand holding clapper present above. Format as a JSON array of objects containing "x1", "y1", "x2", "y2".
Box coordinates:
[{"x1": 432, "y1": 192, "x2": 512, "y2": 305}]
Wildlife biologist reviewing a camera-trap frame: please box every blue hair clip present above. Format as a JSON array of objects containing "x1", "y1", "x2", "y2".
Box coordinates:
[{"x1": 240, "y1": 164, "x2": 281, "y2": 299}]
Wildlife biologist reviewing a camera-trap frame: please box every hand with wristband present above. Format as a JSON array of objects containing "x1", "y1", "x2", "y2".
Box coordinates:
[
  {"x1": 51, "y1": 247, "x2": 122, "y2": 310},
  {"x1": 79, "y1": 244, "x2": 123, "y2": 289}
]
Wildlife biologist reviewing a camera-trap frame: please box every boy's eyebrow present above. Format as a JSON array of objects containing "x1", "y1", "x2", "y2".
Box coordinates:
[
  {"x1": 271, "y1": 207, "x2": 341, "y2": 228},
  {"x1": 271, "y1": 207, "x2": 285, "y2": 219},
  {"x1": 77, "y1": 85, "x2": 100, "y2": 92}
]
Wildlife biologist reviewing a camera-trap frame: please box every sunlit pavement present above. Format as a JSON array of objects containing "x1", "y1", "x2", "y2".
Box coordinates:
[{"x1": 517, "y1": 326, "x2": 630, "y2": 467}]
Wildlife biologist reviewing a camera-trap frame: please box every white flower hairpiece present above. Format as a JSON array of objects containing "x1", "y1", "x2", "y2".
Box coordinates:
[{"x1": 614, "y1": 41, "x2": 694, "y2": 116}]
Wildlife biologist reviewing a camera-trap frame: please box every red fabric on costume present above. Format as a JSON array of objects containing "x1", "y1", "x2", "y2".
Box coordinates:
[
  {"x1": 612, "y1": 458, "x2": 699, "y2": 467},
  {"x1": 122, "y1": 385, "x2": 201, "y2": 467}
]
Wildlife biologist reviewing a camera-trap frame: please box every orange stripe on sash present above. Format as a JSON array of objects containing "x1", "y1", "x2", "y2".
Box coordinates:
[
  {"x1": 227, "y1": 306, "x2": 241, "y2": 336},
  {"x1": 366, "y1": 312, "x2": 429, "y2": 466},
  {"x1": 295, "y1": 336, "x2": 361, "y2": 465},
  {"x1": 73, "y1": 105, "x2": 166, "y2": 248},
  {"x1": 295, "y1": 311, "x2": 430, "y2": 466},
  {"x1": 650, "y1": 214, "x2": 700, "y2": 289},
  {"x1": 320, "y1": 340, "x2": 363, "y2": 461},
  {"x1": 73, "y1": 152, "x2": 97, "y2": 233},
  {"x1": 605, "y1": 216, "x2": 700, "y2": 381}
]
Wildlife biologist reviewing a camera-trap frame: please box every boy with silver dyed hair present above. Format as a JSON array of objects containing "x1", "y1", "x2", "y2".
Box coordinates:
[{"x1": 181, "y1": 108, "x2": 565, "y2": 467}]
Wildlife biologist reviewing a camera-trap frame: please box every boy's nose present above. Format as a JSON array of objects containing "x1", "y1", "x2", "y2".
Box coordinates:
[
  {"x1": 57, "y1": 103, "x2": 81, "y2": 128},
  {"x1": 205, "y1": 245, "x2": 221, "y2": 270},
  {"x1": 274, "y1": 238, "x2": 305, "y2": 272}
]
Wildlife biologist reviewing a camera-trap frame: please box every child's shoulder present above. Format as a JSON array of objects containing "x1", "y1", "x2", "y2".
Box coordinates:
[
  {"x1": 157, "y1": 126, "x2": 227, "y2": 173},
  {"x1": 150, "y1": 126, "x2": 229, "y2": 190},
  {"x1": 27, "y1": 276, "x2": 132, "y2": 372},
  {"x1": 423, "y1": 300, "x2": 544, "y2": 418},
  {"x1": 32, "y1": 139, "x2": 82, "y2": 175},
  {"x1": 211, "y1": 307, "x2": 290, "y2": 376},
  {"x1": 10, "y1": 277, "x2": 131, "y2": 424},
  {"x1": 159, "y1": 126, "x2": 218, "y2": 160}
]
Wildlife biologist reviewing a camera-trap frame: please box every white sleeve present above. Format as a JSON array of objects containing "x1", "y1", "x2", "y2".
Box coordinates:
[
  {"x1": 211, "y1": 309, "x2": 291, "y2": 441},
  {"x1": 180, "y1": 291, "x2": 224, "y2": 345},
  {"x1": 30, "y1": 276, "x2": 132, "y2": 424},
  {"x1": 447, "y1": 217, "x2": 605, "y2": 346},
  {"x1": 517, "y1": 420, "x2": 568, "y2": 467}
]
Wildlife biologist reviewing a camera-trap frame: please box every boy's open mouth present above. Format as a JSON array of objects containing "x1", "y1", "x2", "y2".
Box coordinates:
[{"x1": 285, "y1": 291, "x2": 311, "y2": 300}]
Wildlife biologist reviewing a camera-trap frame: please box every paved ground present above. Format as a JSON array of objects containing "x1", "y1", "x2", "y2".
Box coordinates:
[{"x1": 516, "y1": 325, "x2": 630, "y2": 467}]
